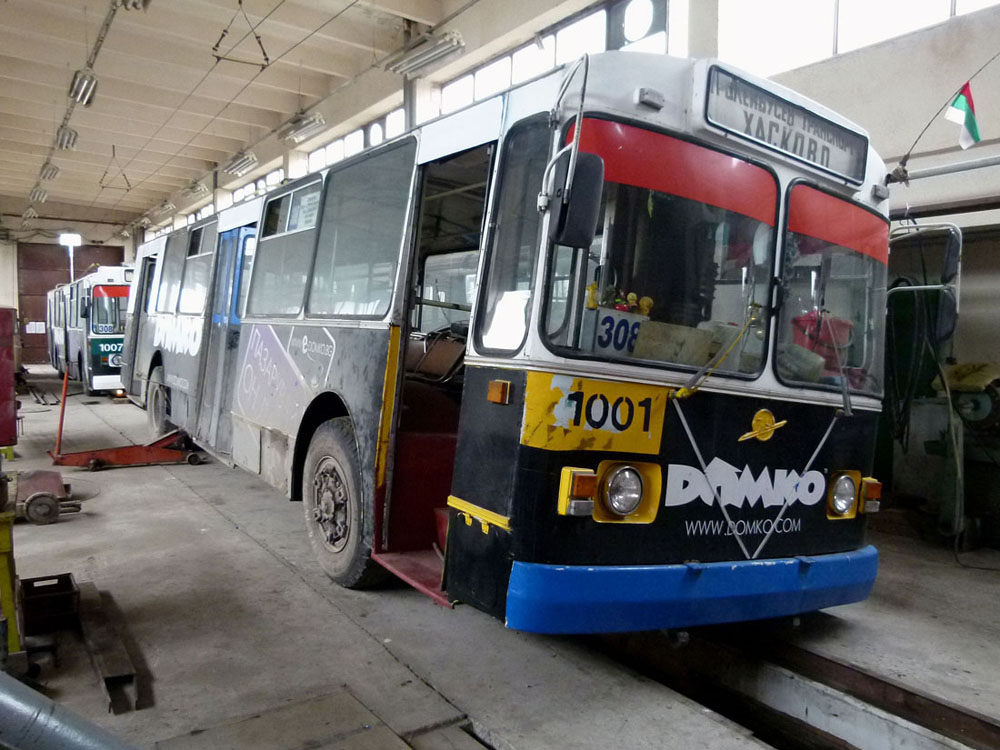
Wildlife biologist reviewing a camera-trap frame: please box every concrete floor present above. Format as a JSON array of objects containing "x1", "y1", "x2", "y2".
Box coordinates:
[
  {"x1": 5, "y1": 370, "x2": 769, "y2": 750},
  {"x1": 5, "y1": 367, "x2": 999, "y2": 748}
]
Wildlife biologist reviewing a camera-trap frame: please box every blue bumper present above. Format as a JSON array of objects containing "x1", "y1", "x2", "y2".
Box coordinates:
[{"x1": 505, "y1": 545, "x2": 878, "y2": 634}]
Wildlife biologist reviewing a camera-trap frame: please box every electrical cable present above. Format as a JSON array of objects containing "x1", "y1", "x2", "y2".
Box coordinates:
[{"x1": 105, "y1": 0, "x2": 365, "y2": 212}]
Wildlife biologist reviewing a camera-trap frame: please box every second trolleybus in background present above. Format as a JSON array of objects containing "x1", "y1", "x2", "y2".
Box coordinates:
[
  {"x1": 47, "y1": 266, "x2": 132, "y2": 395},
  {"x1": 122, "y1": 52, "x2": 888, "y2": 634}
]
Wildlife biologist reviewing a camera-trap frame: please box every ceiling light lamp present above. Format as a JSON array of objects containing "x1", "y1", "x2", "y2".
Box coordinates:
[
  {"x1": 40, "y1": 162, "x2": 60, "y2": 181},
  {"x1": 113, "y1": 0, "x2": 149, "y2": 9},
  {"x1": 384, "y1": 31, "x2": 464, "y2": 77},
  {"x1": 29, "y1": 186, "x2": 48, "y2": 203},
  {"x1": 222, "y1": 150, "x2": 259, "y2": 177},
  {"x1": 22, "y1": 207, "x2": 39, "y2": 221},
  {"x1": 278, "y1": 111, "x2": 328, "y2": 145},
  {"x1": 136, "y1": 216, "x2": 152, "y2": 228},
  {"x1": 181, "y1": 180, "x2": 210, "y2": 198},
  {"x1": 56, "y1": 125, "x2": 78, "y2": 150},
  {"x1": 69, "y1": 68, "x2": 99, "y2": 107},
  {"x1": 155, "y1": 200, "x2": 176, "y2": 215}
]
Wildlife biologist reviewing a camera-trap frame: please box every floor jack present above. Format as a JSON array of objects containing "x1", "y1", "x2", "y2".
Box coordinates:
[{"x1": 47, "y1": 370, "x2": 203, "y2": 472}]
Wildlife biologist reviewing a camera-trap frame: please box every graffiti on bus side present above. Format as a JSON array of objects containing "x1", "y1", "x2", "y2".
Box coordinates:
[{"x1": 152, "y1": 315, "x2": 202, "y2": 356}]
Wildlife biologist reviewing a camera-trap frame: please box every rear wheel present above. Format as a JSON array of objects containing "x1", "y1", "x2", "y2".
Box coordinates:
[
  {"x1": 302, "y1": 418, "x2": 386, "y2": 588},
  {"x1": 147, "y1": 365, "x2": 174, "y2": 436}
]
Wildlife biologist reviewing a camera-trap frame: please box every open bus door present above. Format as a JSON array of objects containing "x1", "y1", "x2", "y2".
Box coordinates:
[
  {"x1": 122, "y1": 253, "x2": 158, "y2": 397},
  {"x1": 194, "y1": 226, "x2": 256, "y2": 456}
]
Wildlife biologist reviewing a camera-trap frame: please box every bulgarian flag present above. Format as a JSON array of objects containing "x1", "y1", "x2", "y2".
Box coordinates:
[{"x1": 945, "y1": 82, "x2": 981, "y2": 149}]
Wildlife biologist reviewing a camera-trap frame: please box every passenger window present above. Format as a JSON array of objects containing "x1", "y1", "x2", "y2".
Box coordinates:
[
  {"x1": 178, "y1": 223, "x2": 218, "y2": 314},
  {"x1": 476, "y1": 119, "x2": 548, "y2": 353},
  {"x1": 307, "y1": 140, "x2": 416, "y2": 317},
  {"x1": 156, "y1": 233, "x2": 188, "y2": 313},
  {"x1": 261, "y1": 182, "x2": 320, "y2": 238},
  {"x1": 246, "y1": 180, "x2": 322, "y2": 316}
]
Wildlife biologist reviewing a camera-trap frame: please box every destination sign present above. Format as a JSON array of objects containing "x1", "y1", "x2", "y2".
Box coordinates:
[{"x1": 706, "y1": 67, "x2": 868, "y2": 183}]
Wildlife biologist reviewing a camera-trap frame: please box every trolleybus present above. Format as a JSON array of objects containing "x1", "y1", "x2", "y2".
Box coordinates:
[
  {"x1": 47, "y1": 266, "x2": 132, "y2": 394},
  {"x1": 123, "y1": 52, "x2": 887, "y2": 633}
]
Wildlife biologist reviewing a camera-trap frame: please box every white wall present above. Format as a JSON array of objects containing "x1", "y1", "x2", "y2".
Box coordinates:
[
  {"x1": 773, "y1": 5, "x2": 1000, "y2": 220},
  {"x1": 0, "y1": 240, "x2": 16, "y2": 310}
]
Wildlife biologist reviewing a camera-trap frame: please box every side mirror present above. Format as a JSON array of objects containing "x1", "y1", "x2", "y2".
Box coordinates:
[
  {"x1": 942, "y1": 228, "x2": 961, "y2": 284},
  {"x1": 80, "y1": 298, "x2": 90, "y2": 318},
  {"x1": 548, "y1": 150, "x2": 604, "y2": 249}
]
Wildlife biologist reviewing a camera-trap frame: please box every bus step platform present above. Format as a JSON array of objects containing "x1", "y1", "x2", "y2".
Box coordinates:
[
  {"x1": 48, "y1": 429, "x2": 203, "y2": 471},
  {"x1": 372, "y1": 550, "x2": 452, "y2": 608}
]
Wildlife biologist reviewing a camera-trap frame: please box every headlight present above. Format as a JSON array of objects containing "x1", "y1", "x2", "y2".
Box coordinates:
[
  {"x1": 831, "y1": 475, "x2": 856, "y2": 515},
  {"x1": 604, "y1": 466, "x2": 643, "y2": 516}
]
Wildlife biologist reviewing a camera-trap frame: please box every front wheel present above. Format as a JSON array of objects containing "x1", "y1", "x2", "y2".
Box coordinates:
[
  {"x1": 147, "y1": 365, "x2": 174, "y2": 436},
  {"x1": 302, "y1": 418, "x2": 386, "y2": 588}
]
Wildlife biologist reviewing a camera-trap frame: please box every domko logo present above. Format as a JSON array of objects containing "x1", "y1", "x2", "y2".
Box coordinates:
[{"x1": 665, "y1": 458, "x2": 825, "y2": 508}]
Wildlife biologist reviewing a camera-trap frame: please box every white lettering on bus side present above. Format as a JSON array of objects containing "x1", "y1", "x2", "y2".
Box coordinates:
[
  {"x1": 237, "y1": 325, "x2": 283, "y2": 417},
  {"x1": 152, "y1": 316, "x2": 202, "y2": 357}
]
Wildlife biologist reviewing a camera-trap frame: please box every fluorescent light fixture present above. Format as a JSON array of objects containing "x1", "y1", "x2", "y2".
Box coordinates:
[
  {"x1": 23, "y1": 207, "x2": 39, "y2": 220},
  {"x1": 56, "y1": 126, "x2": 78, "y2": 150},
  {"x1": 40, "y1": 162, "x2": 60, "y2": 180},
  {"x1": 29, "y1": 186, "x2": 48, "y2": 203},
  {"x1": 278, "y1": 111, "x2": 328, "y2": 145},
  {"x1": 113, "y1": 0, "x2": 149, "y2": 8},
  {"x1": 69, "y1": 68, "x2": 98, "y2": 107},
  {"x1": 59, "y1": 232, "x2": 82, "y2": 247},
  {"x1": 384, "y1": 31, "x2": 464, "y2": 77},
  {"x1": 136, "y1": 216, "x2": 152, "y2": 228},
  {"x1": 181, "y1": 180, "x2": 210, "y2": 198},
  {"x1": 155, "y1": 200, "x2": 176, "y2": 215},
  {"x1": 222, "y1": 150, "x2": 259, "y2": 177}
]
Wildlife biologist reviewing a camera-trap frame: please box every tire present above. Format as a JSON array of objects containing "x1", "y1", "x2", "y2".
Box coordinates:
[
  {"x1": 147, "y1": 365, "x2": 174, "y2": 436},
  {"x1": 302, "y1": 418, "x2": 386, "y2": 588},
  {"x1": 24, "y1": 494, "x2": 60, "y2": 525}
]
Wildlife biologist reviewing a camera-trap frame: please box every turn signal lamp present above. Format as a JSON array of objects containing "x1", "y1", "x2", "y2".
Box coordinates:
[
  {"x1": 558, "y1": 467, "x2": 596, "y2": 517},
  {"x1": 861, "y1": 477, "x2": 882, "y2": 513}
]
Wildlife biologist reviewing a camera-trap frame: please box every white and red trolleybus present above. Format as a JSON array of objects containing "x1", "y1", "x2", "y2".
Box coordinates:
[{"x1": 123, "y1": 53, "x2": 888, "y2": 633}]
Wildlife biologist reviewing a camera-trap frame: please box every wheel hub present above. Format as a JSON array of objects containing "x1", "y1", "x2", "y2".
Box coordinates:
[{"x1": 312, "y1": 458, "x2": 349, "y2": 551}]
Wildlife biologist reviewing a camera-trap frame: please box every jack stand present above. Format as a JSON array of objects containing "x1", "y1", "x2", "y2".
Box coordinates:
[{"x1": 49, "y1": 429, "x2": 202, "y2": 471}]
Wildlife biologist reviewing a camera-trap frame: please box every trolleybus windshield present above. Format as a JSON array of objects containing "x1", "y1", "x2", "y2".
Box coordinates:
[
  {"x1": 775, "y1": 183, "x2": 888, "y2": 397},
  {"x1": 91, "y1": 285, "x2": 129, "y2": 335},
  {"x1": 542, "y1": 118, "x2": 777, "y2": 375}
]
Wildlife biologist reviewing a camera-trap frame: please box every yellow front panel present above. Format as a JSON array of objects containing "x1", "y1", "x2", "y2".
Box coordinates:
[{"x1": 520, "y1": 371, "x2": 669, "y2": 455}]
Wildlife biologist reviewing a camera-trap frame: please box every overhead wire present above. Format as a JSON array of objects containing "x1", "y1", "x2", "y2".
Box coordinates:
[
  {"x1": 104, "y1": 0, "x2": 368, "y2": 213},
  {"x1": 93, "y1": 0, "x2": 292, "y2": 209}
]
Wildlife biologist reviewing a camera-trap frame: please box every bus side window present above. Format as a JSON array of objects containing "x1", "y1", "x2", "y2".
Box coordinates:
[
  {"x1": 156, "y1": 233, "x2": 189, "y2": 313},
  {"x1": 476, "y1": 118, "x2": 549, "y2": 353},
  {"x1": 246, "y1": 180, "x2": 321, "y2": 316},
  {"x1": 307, "y1": 140, "x2": 416, "y2": 318},
  {"x1": 178, "y1": 223, "x2": 218, "y2": 314}
]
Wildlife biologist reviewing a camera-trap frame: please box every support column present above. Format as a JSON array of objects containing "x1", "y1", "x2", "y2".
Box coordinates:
[
  {"x1": 285, "y1": 150, "x2": 308, "y2": 180},
  {"x1": 687, "y1": 0, "x2": 719, "y2": 59}
]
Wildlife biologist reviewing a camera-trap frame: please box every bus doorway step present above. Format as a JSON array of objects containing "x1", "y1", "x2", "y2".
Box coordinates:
[
  {"x1": 372, "y1": 550, "x2": 452, "y2": 607},
  {"x1": 48, "y1": 429, "x2": 203, "y2": 471}
]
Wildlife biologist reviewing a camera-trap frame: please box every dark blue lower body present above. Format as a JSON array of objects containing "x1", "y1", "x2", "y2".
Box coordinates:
[{"x1": 505, "y1": 545, "x2": 878, "y2": 634}]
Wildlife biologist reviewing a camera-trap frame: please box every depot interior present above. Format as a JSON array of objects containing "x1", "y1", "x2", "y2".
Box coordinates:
[{"x1": 1, "y1": 1, "x2": 1000, "y2": 748}]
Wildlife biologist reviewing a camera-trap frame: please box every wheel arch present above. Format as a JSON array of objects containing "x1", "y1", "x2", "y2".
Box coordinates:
[{"x1": 291, "y1": 391, "x2": 352, "y2": 503}]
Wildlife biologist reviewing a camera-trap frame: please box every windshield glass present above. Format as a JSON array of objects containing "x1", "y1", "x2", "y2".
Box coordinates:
[
  {"x1": 543, "y1": 119, "x2": 777, "y2": 376},
  {"x1": 91, "y1": 285, "x2": 129, "y2": 335},
  {"x1": 775, "y1": 184, "x2": 888, "y2": 396}
]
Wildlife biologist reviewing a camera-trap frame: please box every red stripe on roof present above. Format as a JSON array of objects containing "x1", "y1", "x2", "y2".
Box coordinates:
[
  {"x1": 788, "y1": 185, "x2": 888, "y2": 265},
  {"x1": 571, "y1": 119, "x2": 777, "y2": 226},
  {"x1": 93, "y1": 285, "x2": 130, "y2": 298}
]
